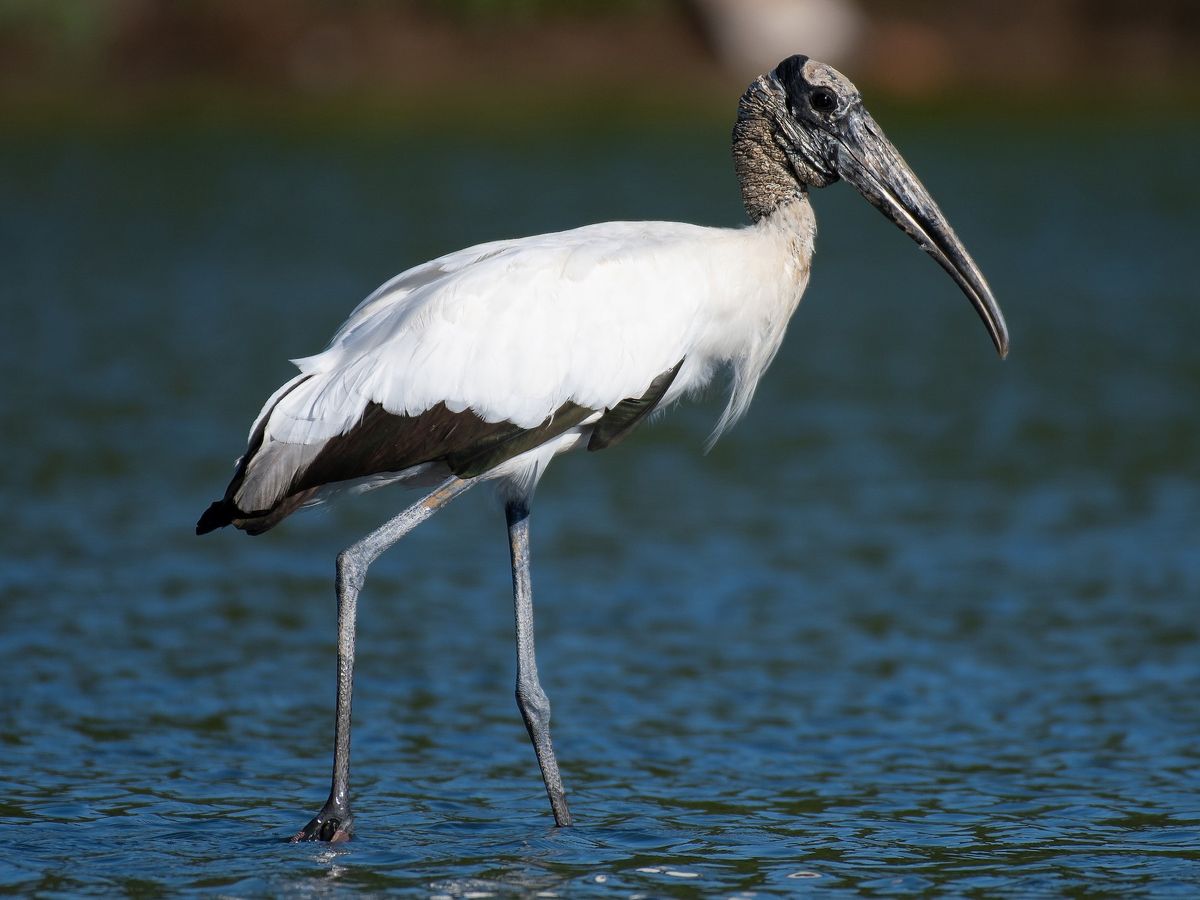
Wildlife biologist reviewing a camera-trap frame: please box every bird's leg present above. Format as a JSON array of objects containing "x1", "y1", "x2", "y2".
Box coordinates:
[
  {"x1": 291, "y1": 476, "x2": 475, "y2": 843},
  {"x1": 506, "y1": 497, "x2": 573, "y2": 827}
]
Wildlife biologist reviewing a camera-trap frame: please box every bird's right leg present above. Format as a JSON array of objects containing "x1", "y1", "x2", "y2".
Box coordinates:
[
  {"x1": 506, "y1": 497, "x2": 573, "y2": 827},
  {"x1": 291, "y1": 476, "x2": 475, "y2": 842}
]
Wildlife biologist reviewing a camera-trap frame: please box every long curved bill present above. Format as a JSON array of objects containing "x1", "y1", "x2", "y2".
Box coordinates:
[{"x1": 832, "y1": 105, "x2": 1009, "y2": 359}]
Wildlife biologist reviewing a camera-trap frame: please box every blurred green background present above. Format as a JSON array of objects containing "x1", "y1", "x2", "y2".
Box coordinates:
[{"x1": 2, "y1": 0, "x2": 1197, "y2": 125}]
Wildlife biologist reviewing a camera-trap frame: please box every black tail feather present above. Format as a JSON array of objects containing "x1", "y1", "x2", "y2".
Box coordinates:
[{"x1": 196, "y1": 500, "x2": 236, "y2": 535}]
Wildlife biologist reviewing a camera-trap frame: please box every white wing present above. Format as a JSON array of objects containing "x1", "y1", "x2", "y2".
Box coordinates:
[
  {"x1": 208, "y1": 205, "x2": 812, "y2": 528},
  {"x1": 259, "y1": 220, "x2": 745, "y2": 447}
]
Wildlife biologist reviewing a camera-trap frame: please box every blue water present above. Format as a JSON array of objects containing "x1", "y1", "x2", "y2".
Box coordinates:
[{"x1": 1, "y1": 112, "x2": 1199, "y2": 895}]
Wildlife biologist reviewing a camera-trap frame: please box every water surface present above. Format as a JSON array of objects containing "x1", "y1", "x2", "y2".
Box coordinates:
[{"x1": 1, "y1": 112, "x2": 1198, "y2": 895}]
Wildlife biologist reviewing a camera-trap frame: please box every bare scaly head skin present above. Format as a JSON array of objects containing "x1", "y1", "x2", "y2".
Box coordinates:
[{"x1": 733, "y1": 55, "x2": 1009, "y2": 358}]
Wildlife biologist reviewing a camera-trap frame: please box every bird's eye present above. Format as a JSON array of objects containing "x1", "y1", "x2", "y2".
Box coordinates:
[{"x1": 810, "y1": 88, "x2": 837, "y2": 112}]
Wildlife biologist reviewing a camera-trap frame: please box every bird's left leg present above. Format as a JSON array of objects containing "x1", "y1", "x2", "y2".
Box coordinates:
[
  {"x1": 291, "y1": 476, "x2": 475, "y2": 842},
  {"x1": 506, "y1": 497, "x2": 573, "y2": 827}
]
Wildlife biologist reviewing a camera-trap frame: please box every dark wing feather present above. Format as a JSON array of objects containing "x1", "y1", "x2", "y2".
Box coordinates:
[
  {"x1": 197, "y1": 359, "x2": 685, "y2": 536},
  {"x1": 588, "y1": 360, "x2": 683, "y2": 451},
  {"x1": 197, "y1": 400, "x2": 593, "y2": 535}
]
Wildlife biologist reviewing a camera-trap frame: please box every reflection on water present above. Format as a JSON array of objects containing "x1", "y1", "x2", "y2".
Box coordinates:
[{"x1": 1, "y1": 114, "x2": 1198, "y2": 895}]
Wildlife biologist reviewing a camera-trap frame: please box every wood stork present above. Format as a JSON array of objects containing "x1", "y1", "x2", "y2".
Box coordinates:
[{"x1": 197, "y1": 55, "x2": 1008, "y2": 842}]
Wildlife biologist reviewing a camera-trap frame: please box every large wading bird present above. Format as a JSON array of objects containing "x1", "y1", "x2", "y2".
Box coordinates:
[{"x1": 198, "y1": 55, "x2": 1009, "y2": 842}]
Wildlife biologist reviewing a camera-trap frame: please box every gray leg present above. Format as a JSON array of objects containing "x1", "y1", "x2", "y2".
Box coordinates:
[
  {"x1": 292, "y1": 476, "x2": 475, "y2": 842},
  {"x1": 506, "y1": 497, "x2": 573, "y2": 827}
]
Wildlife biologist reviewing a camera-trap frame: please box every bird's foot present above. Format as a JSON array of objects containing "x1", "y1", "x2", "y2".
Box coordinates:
[{"x1": 290, "y1": 805, "x2": 354, "y2": 843}]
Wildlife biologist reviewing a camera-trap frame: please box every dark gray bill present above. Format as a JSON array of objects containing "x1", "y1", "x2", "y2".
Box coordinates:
[{"x1": 832, "y1": 105, "x2": 1009, "y2": 359}]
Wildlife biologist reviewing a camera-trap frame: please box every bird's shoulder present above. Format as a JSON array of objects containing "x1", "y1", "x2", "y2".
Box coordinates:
[
  {"x1": 301, "y1": 219, "x2": 740, "y2": 364},
  {"x1": 370, "y1": 219, "x2": 733, "y2": 300}
]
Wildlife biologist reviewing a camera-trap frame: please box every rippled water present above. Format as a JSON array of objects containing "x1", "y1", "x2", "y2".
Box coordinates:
[{"x1": 2, "y1": 111, "x2": 1198, "y2": 895}]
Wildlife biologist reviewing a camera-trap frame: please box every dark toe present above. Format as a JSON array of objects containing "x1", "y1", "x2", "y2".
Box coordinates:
[{"x1": 290, "y1": 813, "x2": 354, "y2": 843}]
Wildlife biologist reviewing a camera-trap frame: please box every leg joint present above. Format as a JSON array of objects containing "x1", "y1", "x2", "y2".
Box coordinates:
[
  {"x1": 336, "y1": 548, "x2": 366, "y2": 594},
  {"x1": 516, "y1": 678, "x2": 552, "y2": 727}
]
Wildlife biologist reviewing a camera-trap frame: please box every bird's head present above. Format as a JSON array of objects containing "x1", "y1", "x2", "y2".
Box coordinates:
[{"x1": 737, "y1": 55, "x2": 1009, "y2": 359}]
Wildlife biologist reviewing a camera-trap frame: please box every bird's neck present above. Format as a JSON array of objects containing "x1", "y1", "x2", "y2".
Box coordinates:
[{"x1": 732, "y1": 82, "x2": 805, "y2": 222}]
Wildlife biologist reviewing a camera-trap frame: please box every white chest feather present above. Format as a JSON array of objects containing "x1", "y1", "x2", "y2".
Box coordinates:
[{"x1": 693, "y1": 197, "x2": 816, "y2": 444}]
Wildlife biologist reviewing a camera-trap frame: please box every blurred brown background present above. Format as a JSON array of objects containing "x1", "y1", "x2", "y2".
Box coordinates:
[{"x1": 2, "y1": 0, "x2": 1197, "y2": 120}]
